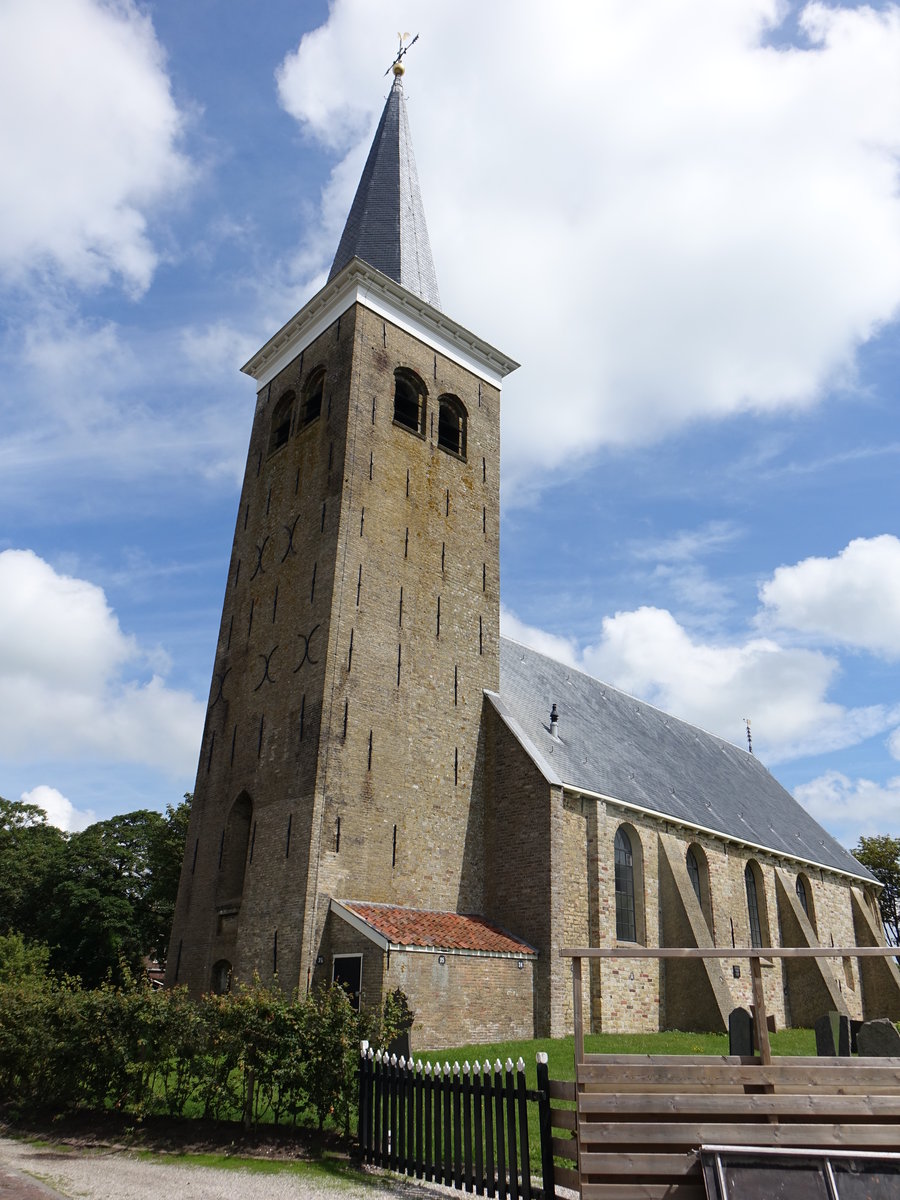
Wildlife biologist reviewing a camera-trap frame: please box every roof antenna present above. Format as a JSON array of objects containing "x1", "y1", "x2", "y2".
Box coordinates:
[
  {"x1": 744, "y1": 717, "x2": 753, "y2": 755},
  {"x1": 385, "y1": 32, "x2": 419, "y2": 77}
]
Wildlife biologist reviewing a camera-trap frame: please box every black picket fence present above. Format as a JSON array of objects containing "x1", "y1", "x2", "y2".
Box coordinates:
[{"x1": 357, "y1": 1043, "x2": 556, "y2": 1199}]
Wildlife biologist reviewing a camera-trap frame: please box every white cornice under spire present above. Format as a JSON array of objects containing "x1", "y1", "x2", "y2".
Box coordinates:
[{"x1": 241, "y1": 257, "x2": 519, "y2": 391}]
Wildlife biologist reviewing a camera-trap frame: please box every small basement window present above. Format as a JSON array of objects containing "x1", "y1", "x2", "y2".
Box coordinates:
[
  {"x1": 268, "y1": 391, "x2": 294, "y2": 454},
  {"x1": 300, "y1": 368, "x2": 324, "y2": 427},
  {"x1": 437, "y1": 395, "x2": 467, "y2": 459},
  {"x1": 393, "y1": 368, "x2": 426, "y2": 435}
]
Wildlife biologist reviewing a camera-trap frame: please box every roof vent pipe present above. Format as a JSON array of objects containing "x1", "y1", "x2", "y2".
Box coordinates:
[{"x1": 550, "y1": 703, "x2": 559, "y2": 739}]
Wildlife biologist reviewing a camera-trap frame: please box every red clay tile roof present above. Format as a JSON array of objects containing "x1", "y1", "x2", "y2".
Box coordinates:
[{"x1": 338, "y1": 901, "x2": 536, "y2": 956}]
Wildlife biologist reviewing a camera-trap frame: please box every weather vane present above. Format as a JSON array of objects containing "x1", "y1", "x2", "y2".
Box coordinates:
[
  {"x1": 385, "y1": 32, "x2": 419, "y2": 76},
  {"x1": 744, "y1": 718, "x2": 753, "y2": 755}
]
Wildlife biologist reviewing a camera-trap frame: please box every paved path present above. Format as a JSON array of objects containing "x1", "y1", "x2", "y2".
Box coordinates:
[{"x1": 0, "y1": 1136, "x2": 446, "y2": 1200}]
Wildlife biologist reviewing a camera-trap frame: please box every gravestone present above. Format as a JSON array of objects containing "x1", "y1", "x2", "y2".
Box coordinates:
[
  {"x1": 857, "y1": 1017, "x2": 900, "y2": 1057},
  {"x1": 814, "y1": 1011, "x2": 850, "y2": 1056},
  {"x1": 728, "y1": 1007, "x2": 754, "y2": 1056}
]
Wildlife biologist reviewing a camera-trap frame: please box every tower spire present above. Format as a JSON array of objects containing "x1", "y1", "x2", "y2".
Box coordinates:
[{"x1": 328, "y1": 55, "x2": 441, "y2": 310}]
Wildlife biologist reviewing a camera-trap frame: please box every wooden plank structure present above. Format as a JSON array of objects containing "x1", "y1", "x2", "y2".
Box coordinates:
[{"x1": 561, "y1": 946, "x2": 900, "y2": 1199}]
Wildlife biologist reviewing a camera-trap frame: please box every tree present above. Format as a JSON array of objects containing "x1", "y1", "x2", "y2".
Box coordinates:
[
  {"x1": 0, "y1": 793, "x2": 191, "y2": 986},
  {"x1": 0, "y1": 796, "x2": 67, "y2": 942},
  {"x1": 145, "y1": 794, "x2": 192, "y2": 959},
  {"x1": 854, "y1": 835, "x2": 900, "y2": 946}
]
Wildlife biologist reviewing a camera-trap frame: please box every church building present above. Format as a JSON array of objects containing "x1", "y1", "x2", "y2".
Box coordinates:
[{"x1": 166, "y1": 63, "x2": 900, "y2": 1048}]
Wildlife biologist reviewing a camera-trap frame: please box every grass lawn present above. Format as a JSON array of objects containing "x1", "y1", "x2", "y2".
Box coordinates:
[{"x1": 415, "y1": 1027, "x2": 816, "y2": 1089}]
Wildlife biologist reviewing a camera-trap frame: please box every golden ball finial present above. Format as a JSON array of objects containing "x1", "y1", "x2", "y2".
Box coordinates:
[{"x1": 393, "y1": 61, "x2": 405, "y2": 77}]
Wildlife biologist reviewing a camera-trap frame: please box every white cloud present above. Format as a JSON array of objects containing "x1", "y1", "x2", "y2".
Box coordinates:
[
  {"x1": 630, "y1": 521, "x2": 741, "y2": 564},
  {"x1": 503, "y1": 602, "x2": 897, "y2": 763},
  {"x1": 0, "y1": 0, "x2": 190, "y2": 295},
  {"x1": 21, "y1": 785, "x2": 96, "y2": 833},
  {"x1": 500, "y1": 606, "x2": 580, "y2": 669},
  {"x1": 0, "y1": 550, "x2": 203, "y2": 774},
  {"x1": 276, "y1": 0, "x2": 900, "y2": 494},
  {"x1": 794, "y1": 770, "x2": 900, "y2": 842},
  {"x1": 180, "y1": 322, "x2": 260, "y2": 380},
  {"x1": 760, "y1": 535, "x2": 900, "y2": 658},
  {"x1": 889, "y1": 728, "x2": 900, "y2": 761},
  {"x1": 0, "y1": 305, "x2": 253, "y2": 503}
]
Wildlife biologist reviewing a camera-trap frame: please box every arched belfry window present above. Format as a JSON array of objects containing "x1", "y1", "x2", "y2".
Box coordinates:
[
  {"x1": 393, "y1": 368, "x2": 426, "y2": 435},
  {"x1": 300, "y1": 367, "x2": 325, "y2": 427},
  {"x1": 437, "y1": 395, "x2": 467, "y2": 459},
  {"x1": 615, "y1": 826, "x2": 637, "y2": 942},
  {"x1": 745, "y1": 861, "x2": 766, "y2": 947},
  {"x1": 268, "y1": 390, "x2": 294, "y2": 454}
]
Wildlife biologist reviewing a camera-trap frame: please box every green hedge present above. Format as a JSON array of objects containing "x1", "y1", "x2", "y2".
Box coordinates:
[{"x1": 0, "y1": 942, "x2": 408, "y2": 1133}]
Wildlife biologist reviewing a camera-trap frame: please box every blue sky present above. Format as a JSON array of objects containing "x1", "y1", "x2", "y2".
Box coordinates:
[{"x1": 2, "y1": 0, "x2": 900, "y2": 849}]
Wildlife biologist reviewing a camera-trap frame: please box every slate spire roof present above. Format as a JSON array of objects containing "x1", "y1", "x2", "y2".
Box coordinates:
[{"x1": 328, "y1": 70, "x2": 441, "y2": 310}]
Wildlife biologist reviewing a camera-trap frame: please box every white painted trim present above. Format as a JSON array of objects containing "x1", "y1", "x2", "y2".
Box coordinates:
[
  {"x1": 242, "y1": 258, "x2": 519, "y2": 391},
  {"x1": 565, "y1": 784, "x2": 876, "y2": 887},
  {"x1": 330, "y1": 898, "x2": 390, "y2": 950}
]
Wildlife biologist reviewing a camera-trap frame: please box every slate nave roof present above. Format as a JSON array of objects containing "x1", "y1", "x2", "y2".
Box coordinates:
[{"x1": 492, "y1": 637, "x2": 873, "y2": 884}]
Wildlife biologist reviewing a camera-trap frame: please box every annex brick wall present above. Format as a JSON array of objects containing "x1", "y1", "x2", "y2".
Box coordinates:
[
  {"x1": 383, "y1": 950, "x2": 534, "y2": 1051},
  {"x1": 315, "y1": 909, "x2": 534, "y2": 1051},
  {"x1": 314, "y1": 911, "x2": 384, "y2": 1014}
]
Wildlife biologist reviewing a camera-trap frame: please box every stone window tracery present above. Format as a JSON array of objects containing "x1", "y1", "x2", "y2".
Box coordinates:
[{"x1": 615, "y1": 826, "x2": 638, "y2": 942}]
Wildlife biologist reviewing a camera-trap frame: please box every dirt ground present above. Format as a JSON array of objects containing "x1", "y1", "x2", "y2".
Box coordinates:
[{"x1": 0, "y1": 1117, "x2": 448, "y2": 1200}]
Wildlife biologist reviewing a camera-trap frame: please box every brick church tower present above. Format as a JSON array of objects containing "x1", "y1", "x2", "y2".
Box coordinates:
[{"x1": 166, "y1": 64, "x2": 518, "y2": 998}]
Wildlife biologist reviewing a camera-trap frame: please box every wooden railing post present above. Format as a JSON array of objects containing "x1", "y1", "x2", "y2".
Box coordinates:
[
  {"x1": 572, "y1": 955, "x2": 584, "y2": 1065},
  {"x1": 749, "y1": 954, "x2": 772, "y2": 1065},
  {"x1": 536, "y1": 1052, "x2": 556, "y2": 1200}
]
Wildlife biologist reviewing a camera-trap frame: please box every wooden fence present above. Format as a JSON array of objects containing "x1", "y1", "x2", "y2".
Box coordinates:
[
  {"x1": 357, "y1": 1043, "x2": 558, "y2": 1199},
  {"x1": 562, "y1": 946, "x2": 900, "y2": 1198}
]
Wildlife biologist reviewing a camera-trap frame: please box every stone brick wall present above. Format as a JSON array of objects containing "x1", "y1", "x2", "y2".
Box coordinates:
[
  {"x1": 530, "y1": 789, "x2": 887, "y2": 1036},
  {"x1": 483, "y1": 705, "x2": 553, "y2": 1033},
  {"x1": 310, "y1": 303, "x2": 501, "y2": 972},
  {"x1": 382, "y1": 950, "x2": 534, "y2": 1051},
  {"x1": 168, "y1": 295, "x2": 504, "y2": 1000},
  {"x1": 168, "y1": 309, "x2": 359, "y2": 996},
  {"x1": 314, "y1": 910, "x2": 534, "y2": 1051}
]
